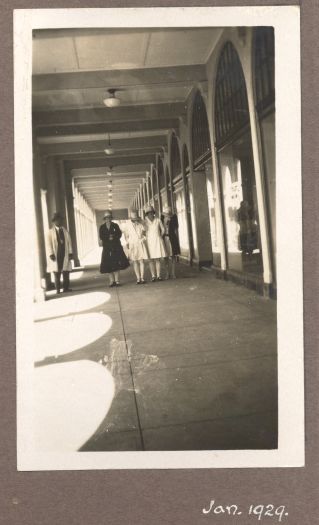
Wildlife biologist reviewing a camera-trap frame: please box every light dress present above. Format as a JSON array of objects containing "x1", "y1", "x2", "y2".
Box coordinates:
[
  {"x1": 162, "y1": 217, "x2": 173, "y2": 257},
  {"x1": 145, "y1": 217, "x2": 167, "y2": 259},
  {"x1": 126, "y1": 220, "x2": 149, "y2": 261}
]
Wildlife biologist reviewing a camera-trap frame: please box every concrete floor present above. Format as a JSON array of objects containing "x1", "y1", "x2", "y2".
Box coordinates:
[{"x1": 34, "y1": 254, "x2": 277, "y2": 452}]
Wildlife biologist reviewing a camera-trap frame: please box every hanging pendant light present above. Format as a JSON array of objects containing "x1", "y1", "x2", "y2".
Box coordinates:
[
  {"x1": 103, "y1": 89, "x2": 121, "y2": 108},
  {"x1": 104, "y1": 134, "x2": 115, "y2": 155}
]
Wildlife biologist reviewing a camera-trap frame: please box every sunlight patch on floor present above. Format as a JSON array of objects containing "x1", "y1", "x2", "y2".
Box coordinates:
[
  {"x1": 34, "y1": 291, "x2": 111, "y2": 321},
  {"x1": 33, "y1": 360, "x2": 115, "y2": 451},
  {"x1": 34, "y1": 312, "x2": 113, "y2": 360}
]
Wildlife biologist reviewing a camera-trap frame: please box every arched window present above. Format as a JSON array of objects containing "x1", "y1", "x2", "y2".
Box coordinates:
[
  {"x1": 158, "y1": 157, "x2": 165, "y2": 190},
  {"x1": 191, "y1": 90, "x2": 211, "y2": 169},
  {"x1": 214, "y1": 41, "x2": 263, "y2": 276},
  {"x1": 254, "y1": 27, "x2": 275, "y2": 114},
  {"x1": 171, "y1": 133, "x2": 181, "y2": 180},
  {"x1": 214, "y1": 42, "x2": 249, "y2": 148},
  {"x1": 183, "y1": 144, "x2": 190, "y2": 175}
]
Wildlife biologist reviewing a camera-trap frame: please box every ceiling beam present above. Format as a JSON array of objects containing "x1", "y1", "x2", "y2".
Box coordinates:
[
  {"x1": 33, "y1": 64, "x2": 206, "y2": 91},
  {"x1": 33, "y1": 102, "x2": 186, "y2": 126},
  {"x1": 35, "y1": 118, "x2": 179, "y2": 135},
  {"x1": 66, "y1": 155, "x2": 155, "y2": 170},
  {"x1": 40, "y1": 135, "x2": 166, "y2": 156}
]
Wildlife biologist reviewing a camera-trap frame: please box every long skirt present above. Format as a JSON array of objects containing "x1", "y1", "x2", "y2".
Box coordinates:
[{"x1": 100, "y1": 243, "x2": 130, "y2": 274}]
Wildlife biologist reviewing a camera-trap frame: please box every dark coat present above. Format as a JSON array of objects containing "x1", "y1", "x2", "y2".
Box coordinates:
[
  {"x1": 99, "y1": 222, "x2": 129, "y2": 274},
  {"x1": 161, "y1": 213, "x2": 181, "y2": 256}
]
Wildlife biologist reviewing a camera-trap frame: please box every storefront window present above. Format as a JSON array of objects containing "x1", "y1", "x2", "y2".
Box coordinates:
[
  {"x1": 218, "y1": 132, "x2": 263, "y2": 274},
  {"x1": 215, "y1": 42, "x2": 263, "y2": 276}
]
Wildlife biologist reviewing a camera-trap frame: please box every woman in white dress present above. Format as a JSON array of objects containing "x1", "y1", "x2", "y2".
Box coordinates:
[
  {"x1": 126, "y1": 210, "x2": 149, "y2": 284},
  {"x1": 144, "y1": 205, "x2": 167, "y2": 281}
]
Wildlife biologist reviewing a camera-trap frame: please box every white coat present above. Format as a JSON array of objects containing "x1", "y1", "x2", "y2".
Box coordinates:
[
  {"x1": 46, "y1": 226, "x2": 73, "y2": 273},
  {"x1": 145, "y1": 217, "x2": 167, "y2": 259}
]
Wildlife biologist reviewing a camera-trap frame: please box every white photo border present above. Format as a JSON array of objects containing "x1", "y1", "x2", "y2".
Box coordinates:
[{"x1": 14, "y1": 6, "x2": 303, "y2": 470}]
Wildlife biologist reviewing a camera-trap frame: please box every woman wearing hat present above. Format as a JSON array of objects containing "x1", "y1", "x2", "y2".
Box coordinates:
[
  {"x1": 144, "y1": 205, "x2": 166, "y2": 281},
  {"x1": 99, "y1": 210, "x2": 129, "y2": 287},
  {"x1": 125, "y1": 210, "x2": 149, "y2": 284},
  {"x1": 161, "y1": 205, "x2": 181, "y2": 279}
]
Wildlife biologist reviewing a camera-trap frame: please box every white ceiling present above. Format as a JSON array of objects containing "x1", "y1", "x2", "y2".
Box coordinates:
[
  {"x1": 34, "y1": 28, "x2": 223, "y2": 211},
  {"x1": 33, "y1": 28, "x2": 222, "y2": 74}
]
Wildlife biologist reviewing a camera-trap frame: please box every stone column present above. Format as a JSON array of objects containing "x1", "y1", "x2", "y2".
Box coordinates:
[
  {"x1": 190, "y1": 169, "x2": 213, "y2": 266},
  {"x1": 247, "y1": 86, "x2": 273, "y2": 289},
  {"x1": 32, "y1": 145, "x2": 47, "y2": 300},
  {"x1": 65, "y1": 173, "x2": 81, "y2": 267}
]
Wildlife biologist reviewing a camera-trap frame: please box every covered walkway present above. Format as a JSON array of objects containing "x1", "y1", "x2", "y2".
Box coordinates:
[{"x1": 33, "y1": 253, "x2": 277, "y2": 452}]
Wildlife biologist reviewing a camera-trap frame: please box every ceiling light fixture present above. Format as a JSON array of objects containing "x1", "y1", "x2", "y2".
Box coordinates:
[
  {"x1": 104, "y1": 134, "x2": 115, "y2": 155},
  {"x1": 103, "y1": 88, "x2": 121, "y2": 108}
]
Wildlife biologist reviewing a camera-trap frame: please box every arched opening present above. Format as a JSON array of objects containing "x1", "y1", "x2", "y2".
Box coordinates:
[
  {"x1": 215, "y1": 41, "x2": 263, "y2": 276},
  {"x1": 191, "y1": 91, "x2": 211, "y2": 168},
  {"x1": 254, "y1": 27, "x2": 276, "y2": 279},
  {"x1": 169, "y1": 134, "x2": 186, "y2": 259},
  {"x1": 191, "y1": 90, "x2": 218, "y2": 266},
  {"x1": 182, "y1": 145, "x2": 195, "y2": 262}
]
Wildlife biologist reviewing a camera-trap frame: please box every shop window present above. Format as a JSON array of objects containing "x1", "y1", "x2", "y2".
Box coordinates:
[
  {"x1": 215, "y1": 42, "x2": 249, "y2": 148},
  {"x1": 191, "y1": 91, "x2": 211, "y2": 169},
  {"x1": 183, "y1": 144, "x2": 190, "y2": 175},
  {"x1": 215, "y1": 42, "x2": 263, "y2": 276}
]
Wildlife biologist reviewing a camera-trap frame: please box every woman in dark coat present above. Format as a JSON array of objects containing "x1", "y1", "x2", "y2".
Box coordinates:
[
  {"x1": 161, "y1": 205, "x2": 181, "y2": 279},
  {"x1": 99, "y1": 210, "x2": 129, "y2": 287}
]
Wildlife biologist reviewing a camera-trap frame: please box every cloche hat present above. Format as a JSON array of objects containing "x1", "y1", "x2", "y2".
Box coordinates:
[{"x1": 145, "y1": 205, "x2": 155, "y2": 215}]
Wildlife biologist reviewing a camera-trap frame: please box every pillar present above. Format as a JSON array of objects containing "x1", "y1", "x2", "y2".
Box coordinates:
[
  {"x1": 247, "y1": 86, "x2": 273, "y2": 288},
  {"x1": 190, "y1": 169, "x2": 213, "y2": 266},
  {"x1": 65, "y1": 173, "x2": 81, "y2": 267},
  {"x1": 32, "y1": 144, "x2": 47, "y2": 300}
]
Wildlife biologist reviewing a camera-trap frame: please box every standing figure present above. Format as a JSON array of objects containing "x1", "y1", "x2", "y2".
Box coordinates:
[
  {"x1": 99, "y1": 210, "x2": 130, "y2": 287},
  {"x1": 144, "y1": 205, "x2": 167, "y2": 281},
  {"x1": 46, "y1": 212, "x2": 73, "y2": 294},
  {"x1": 125, "y1": 210, "x2": 149, "y2": 284},
  {"x1": 161, "y1": 205, "x2": 181, "y2": 279},
  {"x1": 236, "y1": 200, "x2": 258, "y2": 256}
]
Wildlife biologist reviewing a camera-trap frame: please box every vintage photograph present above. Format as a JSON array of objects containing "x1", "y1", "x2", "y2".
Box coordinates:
[{"x1": 15, "y1": 7, "x2": 303, "y2": 469}]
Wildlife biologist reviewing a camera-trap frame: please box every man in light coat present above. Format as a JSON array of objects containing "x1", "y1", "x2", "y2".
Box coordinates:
[{"x1": 46, "y1": 212, "x2": 73, "y2": 294}]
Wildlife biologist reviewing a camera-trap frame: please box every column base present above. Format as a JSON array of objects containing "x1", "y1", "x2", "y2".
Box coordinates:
[{"x1": 34, "y1": 286, "x2": 46, "y2": 302}]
